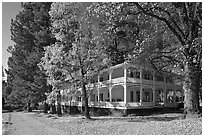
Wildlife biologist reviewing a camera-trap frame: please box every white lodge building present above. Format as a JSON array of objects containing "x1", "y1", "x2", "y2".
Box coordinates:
[{"x1": 62, "y1": 62, "x2": 183, "y2": 112}]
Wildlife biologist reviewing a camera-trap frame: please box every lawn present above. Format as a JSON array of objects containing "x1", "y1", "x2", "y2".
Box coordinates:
[{"x1": 30, "y1": 112, "x2": 202, "y2": 135}]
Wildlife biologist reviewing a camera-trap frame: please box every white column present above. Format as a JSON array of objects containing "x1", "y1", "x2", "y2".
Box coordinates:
[
  {"x1": 153, "y1": 70, "x2": 156, "y2": 105},
  {"x1": 140, "y1": 66, "x2": 143, "y2": 103},
  {"x1": 97, "y1": 74, "x2": 100, "y2": 102},
  {"x1": 124, "y1": 65, "x2": 127, "y2": 103},
  {"x1": 109, "y1": 69, "x2": 113, "y2": 102}
]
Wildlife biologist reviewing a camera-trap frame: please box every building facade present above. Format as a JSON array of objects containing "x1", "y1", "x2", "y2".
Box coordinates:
[{"x1": 61, "y1": 62, "x2": 183, "y2": 111}]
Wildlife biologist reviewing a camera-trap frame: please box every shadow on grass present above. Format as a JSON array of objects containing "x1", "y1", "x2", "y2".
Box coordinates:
[
  {"x1": 127, "y1": 116, "x2": 181, "y2": 122},
  {"x1": 90, "y1": 115, "x2": 182, "y2": 122}
]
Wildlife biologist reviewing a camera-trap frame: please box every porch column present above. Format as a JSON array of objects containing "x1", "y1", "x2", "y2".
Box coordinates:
[
  {"x1": 109, "y1": 69, "x2": 113, "y2": 102},
  {"x1": 97, "y1": 74, "x2": 100, "y2": 102},
  {"x1": 164, "y1": 76, "x2": 167, "y2": 106},
  {"x1": 124, "y1": 64, "x2": 127, "y2": 103},
  {"x1": 140, "y1": 66, "x2": 143, "y2": 102},
  {"x1": 153, "y1": 70, "x2": 156, "y2": 105}
]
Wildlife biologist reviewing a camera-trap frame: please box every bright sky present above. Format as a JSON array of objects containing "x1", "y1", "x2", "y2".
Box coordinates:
[{"x1": 2, "y1": 2, "x2": 22, "y2": 70}]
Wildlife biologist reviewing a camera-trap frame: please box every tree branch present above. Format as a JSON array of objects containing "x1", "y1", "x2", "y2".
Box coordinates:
[
  {"x1": 153, "y1": 6, "x2": 186, "y2": 39},
  {"x1": 135, "y1": 3, "x2": 186, "y2": 46}
]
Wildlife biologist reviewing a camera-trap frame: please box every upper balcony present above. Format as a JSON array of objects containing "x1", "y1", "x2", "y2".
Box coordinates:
[{"x1": 88, "y1": 62, "x2": 177, "y2": 88}]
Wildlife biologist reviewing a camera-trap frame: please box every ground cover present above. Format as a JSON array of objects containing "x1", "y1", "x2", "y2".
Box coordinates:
[{"x1": 2, "y1": 112, "x2": 202, "y2": 135}]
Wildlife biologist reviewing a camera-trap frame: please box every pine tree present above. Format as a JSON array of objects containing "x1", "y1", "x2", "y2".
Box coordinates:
[{"x1": 6, "y1": 2, "x2": 56, "y2": 109}]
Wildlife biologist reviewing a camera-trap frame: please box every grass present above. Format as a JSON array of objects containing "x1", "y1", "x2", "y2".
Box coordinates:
[{"x1": 32, "y1": 112, "x2": 202, "y2": 135}]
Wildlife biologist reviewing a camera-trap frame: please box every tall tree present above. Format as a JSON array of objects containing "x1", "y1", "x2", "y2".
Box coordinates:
[
  {"x1": 39, "y1": 2, "x2": 109, "y2": 119},
  {"x1": 134, "y1": 2, "x2": 202, "y2": 117},
  {"x1": 6, "y1": 2, "x2": 56, "y2": 108}
]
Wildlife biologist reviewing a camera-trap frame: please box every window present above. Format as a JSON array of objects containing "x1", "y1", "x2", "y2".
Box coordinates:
[
  {"x1": 130, "y1": 91, "x2": 134, "y2": 102},
  {"x1": 99, "y1": 93, "x2": 103, "y2": 101},
  {"x1": 130, "y1": 72, "x2": 134, "y2": 78},
  {"x1": 144, "y1": 91, "x2": 150, "y2": 102},
  {"x1": 136, "y1": 91, "x2": 140, "y2": 102}
]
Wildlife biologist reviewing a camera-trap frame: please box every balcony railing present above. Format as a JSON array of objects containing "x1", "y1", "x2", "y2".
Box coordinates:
[
  {"x1": 111, "y1": 77, "x2": 124, "y2": 84},
  {"x1": 89, "y1": 76, "x2": 168, "y2": 87},
  {"x1": 127, "y1": 77, "x2": 140, "y2": 84}
]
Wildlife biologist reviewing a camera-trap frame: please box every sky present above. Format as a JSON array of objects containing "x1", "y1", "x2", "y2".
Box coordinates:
[{"x1": 2, "y1": 2, "x2": 22, "y2": 70}]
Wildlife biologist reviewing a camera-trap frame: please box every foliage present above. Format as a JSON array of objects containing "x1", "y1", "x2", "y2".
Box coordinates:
[
  {"x1": 5, "y1": 2, "x2": 56, "y2": 107},
  {"x1": 39, "y1": 2, "x2": 110, "y2": 118},
  {"x1": 87, "y1": 3, "x2": 141, "y2": 65},
  {"x1": 134, "y1": 2, "x2": 202, "y2": 116},
  {"x1": 88, "y1": 3, "x2": 180, "y2": 72}
]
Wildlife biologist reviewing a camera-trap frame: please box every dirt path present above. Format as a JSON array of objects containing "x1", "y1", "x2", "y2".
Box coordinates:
[{"x1": 5, "y1": 112, "x2": 66, "y2": 135}]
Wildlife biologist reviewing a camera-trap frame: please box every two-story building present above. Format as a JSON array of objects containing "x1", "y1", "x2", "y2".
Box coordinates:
[{"x1": 60, "y1": 62, "x2": 183, "y2": 114}]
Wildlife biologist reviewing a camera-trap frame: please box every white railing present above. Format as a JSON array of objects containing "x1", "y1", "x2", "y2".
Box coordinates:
[
  {"x1": 111, "y1": 77, "x2": 124, "y2": 84},
  {"x1": 126, "y1": 102, "x2": 141, "y2": 107},
  {"x1": 89, "y1": 101, "x2": 154, "y2": 108},
  {"x1": 127, "y1": 77, "x2": 140, "y2": 84},
  {"x1": 88, "y1": 77, "x2": 167, "y2": 87},
  {"x1": 89, "y1": 101, "x2": 126, "y2": 108},
  {"x1": 62, "y1": 100, "x2": 179, "y2": 109}
]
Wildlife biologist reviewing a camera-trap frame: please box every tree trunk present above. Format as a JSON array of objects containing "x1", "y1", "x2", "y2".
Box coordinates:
[
  {"x1": 183, "y1": 60, "x2": 201, "y2": 118},
  {"x1": 56, "y1": 91, "x2": 62, "y2": 116},
  {"x1": 27, "y1": 101, "x2": 32, "y2": 112},
  {"x1": 51, "y1": 103, "x2": 56, "y2": 114},
  {"x1": 81, "y1": 81, "x2": 91, "y2": 119},
  {"x1": 43, "y1": 101, "x2": 48, "y2": 113},
  {"x1": 57, "y1": 101, "x2": 62, "y2": 116}
]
